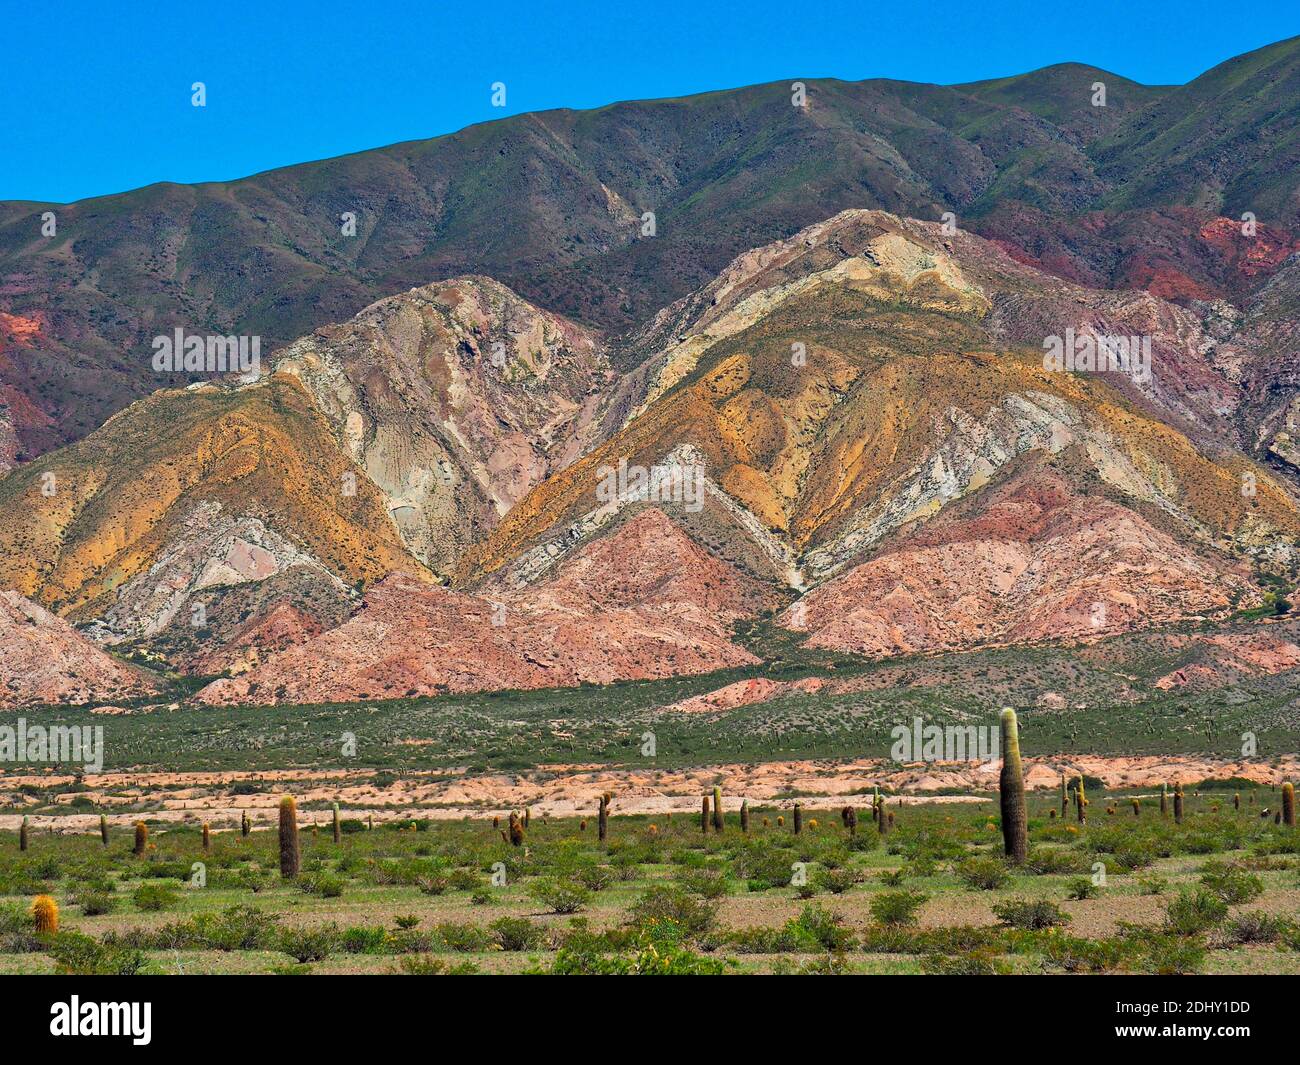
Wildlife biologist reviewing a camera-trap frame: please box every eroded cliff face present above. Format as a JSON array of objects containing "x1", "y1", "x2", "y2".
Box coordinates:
[{"x1": 274, "y1": 276, "x2": 610, "y2": 575}]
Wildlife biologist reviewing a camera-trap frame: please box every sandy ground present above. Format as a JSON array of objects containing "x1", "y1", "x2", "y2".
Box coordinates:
[{"x1": 2, "y1": 753, "x2": 1294, "y2": 833}]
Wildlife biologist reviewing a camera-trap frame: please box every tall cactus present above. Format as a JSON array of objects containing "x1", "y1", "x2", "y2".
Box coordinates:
[
  {"x1": 1283, "y1": 781, "x2": 1296, "y2": 827},
  {"x1": 793, "y1": 803, "x2": 803, "y2": 835},
  {"x1": 598, "y1": 795, "x2": 609, "y2": 842},
  {"x1": 99, "y1": 813, "x2": 109, "y2": 846},
  {"x1": 332, "y1": 802, "x2": 341, "y2": 844},
  {"x1": 1160, "y1": 782, "x2": 1168, "y2": 817},
  {"x1": 712, "y1": 786, "x2": 723, "y2": 833},
  {"x1": 877, "y1": 796, "x2": 888, "y2": 835},
  {"x1": 701, "y1": 795, "x2": 710, "y2": 834},
  {"x1": 1131, "y1": 798, "x2": 1140, "y2": 817},
  {"x1": 202, "y1": 822, "x2": 211, "y2": 851},
  {"x1": 1074, "y1": 776, "x2": 1086, "y2": 824},
  {"x1": 19, "y1": 816, "x2": 28, "y2": 852},
  {"x1": 740, "y1": 800, "x2": 750, "y2": 833},
  {"x1": 999, "y1": 708, "x2": 1027, "y2": 863},
  {"x1": 1060, "y1": 773, "x2": 1068, "y2": 818},
  {"x1": 133, "y1": 820, "x2": 148, "y2": 856},
  {"x1": 279, "y1": 796, "x2": 300, "y2": 878},
  {"x1": 241, "y1": 810, "x2": 250, "y2": 838},
  {"x1": 1173, "y1": 779, "x2": 1184, "y2": 825}
]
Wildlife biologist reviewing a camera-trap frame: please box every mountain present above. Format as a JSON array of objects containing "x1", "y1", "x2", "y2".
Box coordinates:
[
  {"x1": 1, "y1": 39, "x2": 1297, "y2": 465},
  {"x1": 0, "y1": 590, "x2": 156, "y2": 708},
  {"x1": 460, "y1": 210, "x2": 1299, "y2": 601},
  {"x1": 0, "y1": 374, "x2": 421, "y2": 640}
]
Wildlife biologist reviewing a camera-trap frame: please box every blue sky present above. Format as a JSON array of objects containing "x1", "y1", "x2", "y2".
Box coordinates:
[{"x1": 3, "y1": 0, "x2": 1297, "y2": 203}]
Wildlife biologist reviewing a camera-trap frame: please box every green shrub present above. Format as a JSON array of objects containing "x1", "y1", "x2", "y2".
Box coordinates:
[
  {"x1": 435, "y1": 922, "x2": 493, "y2": 952},
  {"x1": 1163, "y1": 889, "x2": 1228, "y2": 936},
  {"x1": 628, "y1": 886, "x2": 717, "y2": 937},
  {"x1": 1220, "y1": 912, "x2": 1289, "y2": 946},
  {"x1": 817, "y1": 867, "x2": 859, "y2": 895},
  {"x1": 993, "y1": 898, "x2": 1070, "y2": 930},
  {"x1": 489, "y1": 916, "x2": 546, "y2": 951},
  {"x1": 869, "y1": 890, "x2": 928, "y2": 927},
  {"x1": 48, "y1": 932, "x2": 145, "y2": 976},
  {"x1": 299, "y1": 873, "x2": 345, "y2": 898},
  {"x1": 132, "y1": 883, "x2": 180, "y2": 912},
  {"x1": 956, "y1": 857, "x2": 1010, "y2": 890},
  {"x1": 278, "y1": 925, "x2": 339, "y2": 962},
  {"x1": 527, "y1": 878, "x2": 590, "y2": 915},
  {"x1": 1199, "y1": 861, "x2": 1264, "y2": 905},
  {"x1": 1067, "y1": 877, "x2": 1098, "y2": 901},
  {"x1": 76, "y1": 891, "x2": 117, "y2": 916},
  {"x1": 921, "y1": 949, "x2": 1008, "y2": 975}
]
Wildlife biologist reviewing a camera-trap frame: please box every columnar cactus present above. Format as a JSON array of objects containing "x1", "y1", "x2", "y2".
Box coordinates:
[
  {"x1": 133, "y1": 820, "x2": 148, "y2": 856},
  {"x1": 701, "y1": 796, "x2": 710, "y2": 834},
  {"x1": 333, "y1": 802, "x2": 341, "y2": 844},
  {"x1": 1233, "y1": 792, "x2": 1241, "y2": 813},
  {"x1": 279, "y1": 796, "x2": 300, "y2": 878},
  {"x1": 1060, "y1": 773, "x2": 1068, "y2": 818},
  {"x1": 1131, "y1": 798, "x2": 1140, "y2": 816},
  {"x1": 1283, "y1": 781, "x2": 1296, "y2": 827},
  {"x1": 99, "y1": 813, "x2": 109, "y2": 846},
  {"x1": 1160, "y1": 782, "x2": 1168, "y2": 817},
  {"x1": 877, "y1": 797, "x2": 889, "y2": 835},
  {"x1": 712, "y1": 786, "x2": 723, "y2": 833},
  {"x1": 202, "y1": 822, "x2": 211, "y2": 851},
  {"x1": 1173, "y1": 780, "x2": 1184, "y2": 824},
  {"x1": 19, "y1": 816, "x2": 28, "y2": 852},
  {"x1": 740, "y1": 800, "x2": 750, "y2": 833},
  {"x1": 508, "y1": 812, "x2": 525, "y2": 846},
  {"x1": 999, "y1": 708, "x2": 1027, "y2": 863},
  {"x1": 598, "y1": 795, "x2": 609, "y2": 842},
  {"x1": 793, "y1": 804, "x2": 803, "y2": 835},
  {"x1": 845, "y1": 806, "x2": 858, "y2": 837},
  {"x1": 31, "y1": 894, "x2": 58, "y2": 935},
  {"x1": 241, "y1": 810, "x2": 250, "y2": 837}
]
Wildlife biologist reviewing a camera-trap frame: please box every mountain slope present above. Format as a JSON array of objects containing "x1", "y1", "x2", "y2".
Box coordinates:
[
  {"x1": 273, "y1": 275, "x2": 609, "y2": 574},
  {"x1": 195, "y1": 508, "x2": 779, "y2": 704},
  {"x1": 2, "y1": 39, "x2": 1297, "y2": 462},
  {"x1": 0, "y1": 590, "x2": 157, "y2": 708},
  {"x1": 0, "y1": 375, "x2": 421, "y2": 635},
  {"x1": 462, "y1": 210, "x2": 1300, "y2": 595}
]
